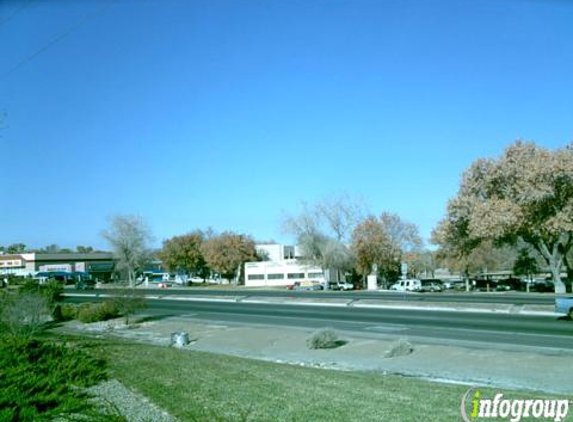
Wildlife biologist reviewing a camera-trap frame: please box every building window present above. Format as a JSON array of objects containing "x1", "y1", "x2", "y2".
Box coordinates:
[
  {"x1": 248, "y1": 274, "x2": 265, "y2": 280},
  {"x1": 267, "y1": 273, "x2": 285, "y2": 280},
  {"x1": 283, "y1": 246, "x2": 295, "y2": 260},
  {"x1": 307, "y1": 272, "x2": 324, "y2": 278},
  {"x1": 287, "y1": 273, "x2": 305, "y2": 279}
]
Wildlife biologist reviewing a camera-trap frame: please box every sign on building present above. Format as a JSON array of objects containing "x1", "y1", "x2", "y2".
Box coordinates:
[
  {"x1": 0, "y1": 260, "x2": 22, "y2": 268},
  {"x1": 39, "y1": 264, "x2": 72, "y2": 272}
]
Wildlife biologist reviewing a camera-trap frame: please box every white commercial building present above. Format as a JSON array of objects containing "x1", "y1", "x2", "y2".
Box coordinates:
[{"x1": 244, "y1": 244, "x2": 325, "y2": 287}]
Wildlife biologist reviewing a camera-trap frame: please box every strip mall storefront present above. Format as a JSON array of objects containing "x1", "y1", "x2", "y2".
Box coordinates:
[{"x1": 0, "y1": 252, "x2": 115, "y2": 280}]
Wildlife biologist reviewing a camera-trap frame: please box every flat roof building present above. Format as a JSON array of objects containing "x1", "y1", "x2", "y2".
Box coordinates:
[
  {"x1": 0, "y1": 252, "x2": 115, "y2": 280},
  {"x1": 244, "y1": 244, "x2": 325, "y2": 287}
]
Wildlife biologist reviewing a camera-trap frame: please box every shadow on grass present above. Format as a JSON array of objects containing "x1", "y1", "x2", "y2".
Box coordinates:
[
  {"x1": 332, "y1": 340, "x2": 348, "y2": 348},
  {"x1": 312, "y1": 340, "x2": 348, "y2": 350}
]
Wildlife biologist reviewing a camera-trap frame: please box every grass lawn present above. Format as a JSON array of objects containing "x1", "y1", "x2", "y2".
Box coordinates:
[{"x1": 69, "y1": 337, "x2": 571, "y2": 422}]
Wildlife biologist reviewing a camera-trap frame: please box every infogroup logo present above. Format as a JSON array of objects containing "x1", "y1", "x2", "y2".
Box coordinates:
[{"x1": 461, "y1": 388, "x2": 570, "y2": 422}]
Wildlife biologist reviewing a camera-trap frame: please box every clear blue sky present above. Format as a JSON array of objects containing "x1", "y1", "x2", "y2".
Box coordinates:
[{"x1": 1, "y1": 0, "x2": 572, "y2": 250}]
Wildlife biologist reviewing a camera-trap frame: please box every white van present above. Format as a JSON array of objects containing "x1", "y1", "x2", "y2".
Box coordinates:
[{"x1": 389, "y1": 279, "x2": 422, "y2": 292}]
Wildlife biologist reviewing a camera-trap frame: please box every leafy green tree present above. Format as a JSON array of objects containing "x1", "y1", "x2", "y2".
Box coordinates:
[
  {"x1": 433, "y1": 141, "x2": 573, "y2": 293},
  {"x1": 6, "y1": 243, "x2": 27, "y2": 253},
  {"x1": 513, "y1": 249, "x2": 539, "y2": 281}
]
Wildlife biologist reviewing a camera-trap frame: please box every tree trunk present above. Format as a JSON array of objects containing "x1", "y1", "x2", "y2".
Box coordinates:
[
  {"x1": 235, "y1": 263, "x2": 242, "y2": 285},
  {"x1": 550, "y1": 266, "x2": 565, "y2": 293},
  {"x1": 563, "y1": 254, "x2": 573, "y2": 281},
  {"x1": 537, "y1": 240, "x2": 565, "y2": 294}
]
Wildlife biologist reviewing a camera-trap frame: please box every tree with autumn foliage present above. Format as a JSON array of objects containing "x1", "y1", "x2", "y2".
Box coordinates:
[
  {"x1": 159, "y1": 231, "x2": 210, "y2": 280},
  {"x1": 200, "y1": 232, "x2": 258, "y2": 283},
  {"x1": 433, "y1": 141, "x2": 573, "y2": 293},
  {"x1": 352, "y1": 212, "x2": 422, "y2": 282},
  {"x1": 432, "y1": 238, "x2": 517, "y2": 280}
]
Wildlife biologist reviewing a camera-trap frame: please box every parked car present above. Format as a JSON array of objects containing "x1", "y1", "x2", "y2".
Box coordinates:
[
  {"x1": 34, "y1": 271, "x2": 74, "y2": 285},
  {"x1": 443, "y1": 280, "x2": 465, "y2": 290},
  {"x1": 555, "y1": 297, "x2": 573, "y2": 318},
  {"x1": 420, "y1": 280, "x2": 443, "y2": 292},
  {"x1": 293, "y1": 281, "x2": 323, "y2": 291},
  {"x1": 494, "y1": 278, "x2": 522, "y2": 291},
  {"x1": 527, "y1": 279, "x2": 555, "y2": 292},
  {"x1": 389, "y1": 279, "x2": 422, "y2": 292},
  {"x1": 330, "y1": 281, "x2": 354, "y2": 291}
]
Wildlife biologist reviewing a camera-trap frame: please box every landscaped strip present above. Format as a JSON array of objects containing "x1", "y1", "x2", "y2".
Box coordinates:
[{"x1": 87, "y1": 339, "x2": 572, "y2": 422}]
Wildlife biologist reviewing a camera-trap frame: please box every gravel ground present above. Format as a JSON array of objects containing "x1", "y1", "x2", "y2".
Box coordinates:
[{"x1": 86, "y1": 379, "x2": 179, "y2": 422}]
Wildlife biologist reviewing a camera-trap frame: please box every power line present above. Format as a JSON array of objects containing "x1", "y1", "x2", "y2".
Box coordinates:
[
  {"x1": 1, "y1": 0, "x2": 120, "y2": 80},
  {"x1": 0, "y1": 0, "x2": 35, "y2": 27}
]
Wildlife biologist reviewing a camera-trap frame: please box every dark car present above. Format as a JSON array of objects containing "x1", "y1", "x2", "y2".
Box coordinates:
[
  {"x1": 35, "y1": 271, "x2": 76, "y2": 284},
  {"x1": 495, "y1": 278, "x2": 522, "y2": 291},
  {"x1": 75, "y1": 279, "x2": 96, "y2": 290},
  {"x1": 527, "y1": 279, "x2": 555, "y2": 292}
]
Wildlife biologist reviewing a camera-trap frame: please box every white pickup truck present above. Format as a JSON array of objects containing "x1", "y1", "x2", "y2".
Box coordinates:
[{"x1": 555, "y1": 297, "x2": 573, "y2": 318}]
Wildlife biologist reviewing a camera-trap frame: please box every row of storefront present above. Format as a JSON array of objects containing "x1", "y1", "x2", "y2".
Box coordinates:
[{"x1": 0, "y1": 253, "x2": 115, "y2": 281}]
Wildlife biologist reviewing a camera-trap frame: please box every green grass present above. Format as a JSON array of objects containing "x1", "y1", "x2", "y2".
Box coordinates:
[{"x1": 73, "y1": 338, "x2": 572, "y2": 422}]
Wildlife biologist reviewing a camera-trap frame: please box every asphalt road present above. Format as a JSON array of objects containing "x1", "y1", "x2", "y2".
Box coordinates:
[
  {"x1": 66, "y1": 295, "x2": 573, "y2": 352},
  {"x1": 85, "y1": 287, "x2": 556, "y2": 305}
]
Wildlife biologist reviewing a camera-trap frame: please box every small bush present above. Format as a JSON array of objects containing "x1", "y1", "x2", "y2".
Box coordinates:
[
  {"x1": 19, "y1": 279, "x2": 63, "y2": 319},
  {"x1": 0, "y1": 291, "x2": 51, "y2": 338},
  {"x1": 42, "y1": 280, "x2": 64, "y2": 304},
  {"x1": 306, "y1": 328, "x2": 341, "y2": 349},
  {"x1": 2, "y1": 274, "x2": 25, "y2": 286},
  {"x1": 111, "y1": 288, "x2": 146, "y2": 325},
  {"x1": 384, "y1": 338, "x2": 414, "y2": 358},
  {"x1": 77, "y1": 301, "x2": 119, "y2": 323},
  {"x1": 59, "y1": 303, "x2": 79, "y2": 321}
]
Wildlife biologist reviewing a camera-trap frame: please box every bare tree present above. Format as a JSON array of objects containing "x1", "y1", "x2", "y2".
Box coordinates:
[
  {"x1": 316, "y1": 193, "x2": 367, "y2": 243},
  {"x1": 282, "y1": 194, "x2": 367, "y2": 282},
  {"x1": 101, "y1": 214, "x2": 153, "y2": 287}
]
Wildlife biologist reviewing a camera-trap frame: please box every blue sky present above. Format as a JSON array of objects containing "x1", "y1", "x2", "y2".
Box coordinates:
[{"x1": 1, "y1": 0, "x2": 572, "y2": 250}]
